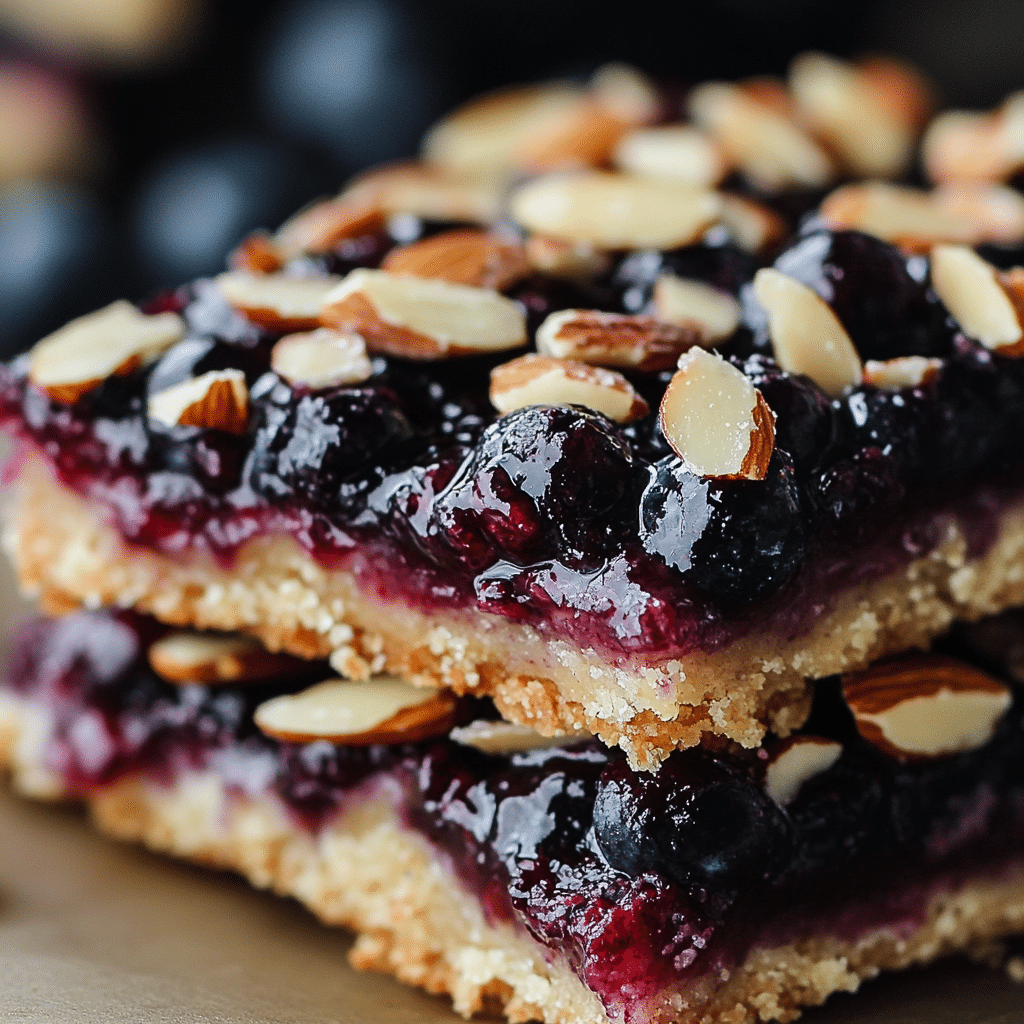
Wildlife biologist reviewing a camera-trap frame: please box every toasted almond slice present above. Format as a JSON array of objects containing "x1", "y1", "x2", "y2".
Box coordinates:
[
  {"x1": 930, "y1": 245, "x2": 1024, "y2": 353},
  {"x1": 450, "y1": 719, "x2": 594, "y2": 755},
  {"x1": 819, "y1": 181, "x2": 976, "y2": 252},
  {"x1": 789, "y1": 52, "x2": 918, "y2": 177},
  {"x1": 763, "y1": 736, "x2": 844, "y2": 806},
  {"x1": 273, "y1": 195, "x2": 386, "y2": 262},
  {"x1": 346, "y1": 162, "x2": 501, "y2": 223},
  {"x1": 932, "y1": 182, "x2": 1024, "y2": 247},
  {"x1": 321, "y1": 268, "x2": 527, "y2": 359},
  {"x1": 718, "y1": 194, "x2": 787, "y2": 254},
  {"x1": 271, "y1": 329, "x2": 372, "y2": 389},
  {"x1": 659, "y1": 348, "x2": 774, "y2": 480},
  {"x1": 590, "y1": 63, "x2": 660, "y2": 126},
  {"x1": 521, "y1": 99, "x2": 630, "y2": 170},
  {"x1": 863, "y1": 356, "x2": 942, "y2": 390},
  {"x1": 148, "y1": 630, "x2": 307, "y2": 685},
  {"x1": 381, "y1": 229, "x2": 531, "y2": 290},
  {"x1": 422, "y1": 82, "x2": 588, "y2": 176},
  {"x1": 613, "y1": 125, "x2": 729, "y2": 186},
  {"x1": 214, "y1": 272, "x2": 342, "y2": 332},
  {"x1": 229, "y1": 231, "x2": 284, "y2": 274},
  {"x1": 254, "y1": 677, "x2": 458, "y2": 745},
  {"x1": 29, "y1": 300, "x2": 185, "y2": 404},
  {"x1": 524, "y1": 235, "x2": 611, "y2": 280},
  {"x1": 842, "y1": 655, "x2": 1013, "y2": 761},
  {"x1": 688, "y1": 80, "x2": 835, "y2": 192},
  {"x1": 923, "y1": 94, "x2": 1024, "y2": 185},
  {"x1": 653, "y1": 274, "x2": 741, "y2": 345},
  {"x1": 510, "y1": 171, "x2": 721, "y2": 250},
  {"x1": 536, "y1": 308, "x2": 698, "y2": 372},
  {"x1": 490, "y1": 354, "x2": 648, "y2": 423},
  {"x1": 148, "y1": 369, "x2": 249, "y2": 433},
  {"x1": 753, "y1": 268, "x2": 862, "y2": 398}
]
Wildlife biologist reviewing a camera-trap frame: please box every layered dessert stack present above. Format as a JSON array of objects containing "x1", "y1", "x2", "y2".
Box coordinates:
[{"x1": 4, "y1": 52, "x2": 1024, "y2": 1023}]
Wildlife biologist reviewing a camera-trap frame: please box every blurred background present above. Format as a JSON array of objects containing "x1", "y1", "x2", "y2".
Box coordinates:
[{"x1": 1, "y1": 0, "x2": 1022, "y2": 356}]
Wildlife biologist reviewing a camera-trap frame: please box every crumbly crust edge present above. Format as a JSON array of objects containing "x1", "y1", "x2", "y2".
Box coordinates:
[
  {"x1": 3, "y1": 691, "x2": 1024, "y2": 1024},
  {"x1": 10, "y1": 457, "x2": 1024, "y2": 768}
]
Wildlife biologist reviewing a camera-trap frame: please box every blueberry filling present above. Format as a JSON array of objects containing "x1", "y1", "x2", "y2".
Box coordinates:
[
  {"x1": 7, "y1": 610, "x2": 1024, "y2": 1021},
  {"x1": 5, "y1": 227, "x2": 1024, "y2": 658}
]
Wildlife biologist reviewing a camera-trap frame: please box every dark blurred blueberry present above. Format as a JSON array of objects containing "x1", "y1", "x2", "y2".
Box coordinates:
[
  {"x1": 640, "y1": 450, "x2": 806, "y2": 605},
  {"x1": 814, "y1": 446, "x2": 905, "y2": 525},
  {"x1": 772, "y1": 230, "x2": 955, "y2": 361},
  {"x1": 594, "y1": 751, "x2": 792, "y2": 900},
  {"x1": 432, "y1": 406, "x2": 637, "y2": 569}
]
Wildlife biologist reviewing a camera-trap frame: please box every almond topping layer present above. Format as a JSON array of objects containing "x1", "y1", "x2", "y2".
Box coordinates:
[
  {"x1": 536, "y1": 308, "x2": 699, "y2": 372},
  {"x1": 254, "y1": 677, "x2": 458, "y2": 745},
  {"x1": 923, "y1": 94, "x2": 1024, "y2": 185},
  {"x1": 524, "y1": 236, "x2": 611, "y2": 280},
  {"x1": 271, "y1": 329, "x2": 373, "y2": 389},
  {"x1": 764, "y1": 736, "x2": 844, "y2": 806},
  {"x1": 381, "y1": 229, "x2": 531, "y2": 290},
  {"x1": 930, "y1": 245, "x2": 1024, "y2": 354},
  {"x1": 753, "y1": 268, "x2": 863, "y2": 398},
  {"x1": 490, "y1": 354, "x2": 649, "y2": 423},
  {"x1": 147, "y1": 369, "x2": 249, "y2": 434},
  {"x1": 613, "y1": 125, "x2": 728, "y2": 186},
  {"x1": 688, "y1": 80, "x2": 834, "y2": 192},
  {"x1": 347, "y1": 162, "x2": 501, "y2": 223},
  {"x1": 450, "y1": 719, "x2": 594, "y2": 755},
  {"x1": 273, "y1": 196, "x2": 385, "y2": 261},
  {"x1": 214, "y1": 271, "x2": 342, "y2": 332},
  {"x1": 229, "y1": 231, "x2": 284, "y2": 274},
  {"x1": 659, "y1": 348, "x2": 775, "y2": 480},
  {"x1": 842, "y1": 655, "x2": 1013, "y2": 761},
  {"x1": 29, "y1": 300, "x2": 185, "y2": 404},
  {"x1": 932, "y1": 183, "x2": 1024, "y2": 247},
  {"x1": 589, "y1": 63, "x2": 660, "y2": 126},
  {"x1": 718, "y1": 194, "x2": 787, "y2": 254},
  {"x1": 653, "y1": 274, "x2": 741, "y2": 344},
  {"x1": 863, "y1": 356, "x2": 942, "y2": 390},
  {"x1": 819, "y1": 181, "x2": 975, "y2": 251},
  {"x1": 509, "y1": 172, "x2": 722, "y2": 250},
  {"x1": 322, "y1": 268, "x2": 527, "y2": 359},
  {"x1": 148, "y1": 630, "x2": 307, "y2": 685}
]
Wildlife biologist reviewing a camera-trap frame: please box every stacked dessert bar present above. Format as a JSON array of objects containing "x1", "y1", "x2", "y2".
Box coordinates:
[{"x1": 5, "y1": 51, "x2": 1024, "y2": 1023}]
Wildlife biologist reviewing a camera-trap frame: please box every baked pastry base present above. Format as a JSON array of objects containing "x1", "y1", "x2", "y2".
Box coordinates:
[
  {"x1": 10, "y1": 459, "x2": 1024, "y2": 768},
  {"x1": 3, "y1": 691, "x2": 1024, "y2": 1024}
]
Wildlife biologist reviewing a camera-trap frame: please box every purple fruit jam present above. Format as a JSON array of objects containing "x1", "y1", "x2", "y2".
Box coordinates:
[
  {"x1": 4, "y1": 228, "x2": 1024, "y2": 660},
  {"x1": 6, "y1": 609, "x2": 1024, "y2": 1023}
]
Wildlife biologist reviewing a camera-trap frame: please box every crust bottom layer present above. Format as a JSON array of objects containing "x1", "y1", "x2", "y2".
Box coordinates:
[
  {"x1": 11, "y1": 459, "x2": 1024, "y2": 767},
  {"x1": 4, "y1": 692, "x2": 1024, "y2": 1024}
]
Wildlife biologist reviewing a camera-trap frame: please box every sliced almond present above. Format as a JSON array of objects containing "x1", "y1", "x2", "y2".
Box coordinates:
[
  {"x1": 536, "y1": 308, "x2": 698, "y2": 372},
  {"x1": 271, "y1": 329, "x2": 373, "y2": 389},
  {"x1": 29, "y1": 300, "x2": 185, "y2": 404},
  {"x1": 590, "y1": 63, "x2": 660, "y2": 126},
  {"x1": 520, "y1": 98, "x2": 630, "y2": 170},
  {"x1": 653, "y1": 274, "x2": 741, "y2": 345},
  {"x1": 863, "y1": 356, "x2": 942, "y2": 390},
  {"x1": 273, "y1": 195, "x2": 385, "y2": 262},
  {"x1": 718, "y1": 194, "x2": 787, "y2": 255},
  {"x1": 932, "y1": 182, "x2": 1024, "y2": 247},
  {"x1": 229, "y1": 231, "x2": 284, "y2": 274},
  {"x1": 763, "y1": 736, "x2": 843, "y2": 806},
  {"x1": 789, "y1": 52, "x2": 919, "y2": 177},
  {"x1": 490, "y1": 354, "x2": 648, "y2": 423},
  {"x1": 842, "y1": 655, "x2": 1013, "y2": 761},
  {"x1": 923, "y1": 94, "x2": 1024, "y2": 185},
  {"x1": 381, "y1": 229, "x2": 531, "y2": 290},
  {"x1": 688, "y1": 79, "x2": 835, "y2": 192},
  {"x1": 613, "y1": 125, "x2": 729, "y2": 186},
  {"x1": 659, "y1": 348, "x2": 774, "y2": 480},
  {"x1": 450, "y1": 719, "x2": 594, "y2": 755},
  {"x1": 818, "y1": 181, "x2": 976, "y2": 252},
  {"x1": 148, "y1": 630, "x2": 307, "y2": 685},
  {"x1": 422, "y1": 82, "x2": 588, "y2": 176},
  {"x1": 930, "y1": 245, "x2": 1024, "y2": 354},
  {"x1": 346, "y1": 162, "x2": 501, "y2": 223},
  {"x1": 509, "y1": 171, "x2": 722, "y2": 250},
  {"x1": 322, "y1": 268, "x2": 527, "y2": 359},
  {"x1": 753, "y1": 268, "x2": 862, "y2": 398},
  {"x1": 254, "y1": 677, "x2": 458, "y2": 745},
  {"x1": 214, "y1": 272, "x2": 342, "y2": 332},
  {"x1": 148, "y1": 369, "x2": 249, "y2": 433},
  {"x1": 524, "y1": 235, "x2": 611, "y2": 280}
]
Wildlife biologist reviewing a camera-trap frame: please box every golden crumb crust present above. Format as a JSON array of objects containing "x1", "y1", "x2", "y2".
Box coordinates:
[
  {"x1": 10, "y1": 458, "x2": 1024, "y2": 768},
  {"x1": 3, "y1": 693, "x2": 1024, "y2": 1024}
]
